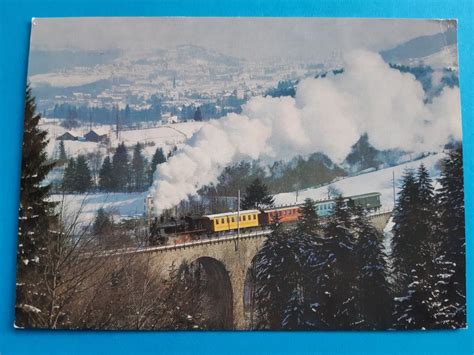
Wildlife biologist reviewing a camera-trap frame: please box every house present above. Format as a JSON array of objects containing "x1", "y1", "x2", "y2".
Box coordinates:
[
  {"x1": 84, "y1": 130, "x2": 107, "y2": 143},
  {"x1": 57, "y1": 132, "x2": 77, "y2": 141},
  {"x1": 160, "y1": 113, "x2": 179, "y2": 125}
]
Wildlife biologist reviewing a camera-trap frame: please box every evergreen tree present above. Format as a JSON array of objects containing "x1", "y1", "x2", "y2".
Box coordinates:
[
  {"x1": 393, "y1": 260, "x2": 437, "y2": 329},
  {"x1": 62, "y1": 158, "x2": 76, "y2": 192},
  {"x1": 391, "y1": 165, "x2": 442, "y2": 329},
  {"x1": 16, "y1": 85, "x2": 57, "y2": 326},
  {"x1": 317, "y1": 196, "x2": 359, "y2": 329},
  {"x1": 241, "y1": 178, "x2": 274, "y2": 210},
  {"x1": 281, "y1": 285, "x2": 306, "y2": 330},
  {"x1": 436, "y1": 147, "x2": 465, "y2": 327},
  {"x1": 131, "y1": 143, "x2": 146, "y2": 191},
  {"x1": 99, "y1": 156, "x2": 114, "y2": 192},
  {"x1": 297, "y1": 198, "x2": 319, "y2": 235},
  {"x1": 58, "y1": 140, "x2": 67, "y2": 162},
  {"x1": 194, "y1": 106, "x2": 203, "y2": 121},
  {"x1": 111, "y1": 142, "x2": 129, "y2": 191},
  {"x1": 352, "y1": 205, "x2": 392, "y2": 329},
  {"x1": 391, "y1": 170, "x2": 420, "y2": 287},
  {"x1": 415, "y1": 164, "x2": 437, "y2": 249},
  {"x1": 149, "y1": 147, "x2": 166, "y2": 185},
  {"x1": 253, "y1": 228, "x2": 316, "y2": 329},
  {"x1": 92, "y1": 208, "x2": 113, "y2": 235},
  {"x1": 74, "y1": 155, "x2": 93, "y2": 193}
]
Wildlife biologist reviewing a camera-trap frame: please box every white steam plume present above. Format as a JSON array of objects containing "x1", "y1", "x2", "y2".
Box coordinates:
[{"x1": 151, "y1": 50, "x2": 461, "y2": 214}]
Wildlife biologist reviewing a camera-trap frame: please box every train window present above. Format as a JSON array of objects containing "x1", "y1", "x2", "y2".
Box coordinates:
[
  {"x1": 232, "y1": 217, "x2": 235, "y2": 222},
  {"x1": 253, "y1": 215, "x2": 256, "y2": 220},
  {"x1": 221, "y1": 218, "x2": 225, "y2": 224},
  {"x1": 216, "y1": 219, "x2": 219, "y2": 225},
  {"x1": 243, "y1": 215, "x2": 247, "y2": 221}
]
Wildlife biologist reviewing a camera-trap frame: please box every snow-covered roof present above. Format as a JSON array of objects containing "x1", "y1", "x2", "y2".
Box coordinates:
[
  {"x1": 262, "y1": 204, "x2": 303, "y2": 212},
  {"x1": 204, "y1": 210, "x2": 260, "y2": 219}
]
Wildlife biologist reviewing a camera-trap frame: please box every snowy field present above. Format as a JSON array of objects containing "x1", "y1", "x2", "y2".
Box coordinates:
[
  {"x1": 273, "y1": 152, "x2": 446, "y2": 211},
  {"x1": 50, "y1": 191, "x2": 148, "y2": 226},
  {"x1": 41, "y1": 118, "x2": 206, "y2": 160}
]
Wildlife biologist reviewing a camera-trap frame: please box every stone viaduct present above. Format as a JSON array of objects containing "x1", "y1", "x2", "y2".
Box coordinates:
[{"x1": 109, "y1": 211, "x2": 392, "y2": 330}]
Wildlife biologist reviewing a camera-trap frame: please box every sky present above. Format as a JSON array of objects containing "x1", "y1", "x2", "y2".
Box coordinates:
[{"x1": 30, "y1": 17, "x2": 453, "y2": 61}]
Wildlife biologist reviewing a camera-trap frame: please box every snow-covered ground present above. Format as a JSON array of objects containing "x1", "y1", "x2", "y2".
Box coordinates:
[
  {"x1": 42, "y1": 119, "x2": 206, "y2": 160},
  {"x1": 407, "y1": 44, "x2": 458, "y2": 70},
  {"x1": 273, "y1": 152, "x2": 446, "y2": 211},
  {"x1": 50, "y1": 192, "x2": 149, "y2": 225}
]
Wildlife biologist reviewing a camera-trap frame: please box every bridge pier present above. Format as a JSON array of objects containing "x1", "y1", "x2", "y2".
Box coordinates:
[{"x1": 229, "y1": 264, "x2": 247, "y2": 329}]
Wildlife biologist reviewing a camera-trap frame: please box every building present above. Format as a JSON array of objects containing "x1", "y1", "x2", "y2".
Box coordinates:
[
  {"x1": 160, "y1": 113, "x2": 179, "y2": 125},
  {"x1": 84, "y1": 130, "x2": 107, "y2": 143},
  {"x1": 56, "y1": 132, "x2": 77, "y2": 141}
]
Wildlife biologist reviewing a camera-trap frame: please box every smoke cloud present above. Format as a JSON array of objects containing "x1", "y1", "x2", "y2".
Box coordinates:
[{"x1": 151, "y1": 50, "x2": 461, "y2": 213}]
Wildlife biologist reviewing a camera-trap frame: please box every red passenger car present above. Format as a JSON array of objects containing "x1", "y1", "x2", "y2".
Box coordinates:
[{"x1": 259, "y1": 205, "x2": 302, "y2": 225}]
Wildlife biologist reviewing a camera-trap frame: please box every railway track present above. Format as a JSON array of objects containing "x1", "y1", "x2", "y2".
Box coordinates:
[{"x1": 95, "y1": 210, "x2": 393, "y2": 258}]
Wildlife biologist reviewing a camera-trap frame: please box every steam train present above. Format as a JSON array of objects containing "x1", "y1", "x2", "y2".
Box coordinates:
[{"x1": 149, "y1": 192, "x2": 381, "y2": 245}]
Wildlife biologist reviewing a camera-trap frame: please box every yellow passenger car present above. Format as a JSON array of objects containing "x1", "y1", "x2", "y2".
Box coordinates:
[{"x1": 205, "y1": 210, "x2": 260, "y2": 233}]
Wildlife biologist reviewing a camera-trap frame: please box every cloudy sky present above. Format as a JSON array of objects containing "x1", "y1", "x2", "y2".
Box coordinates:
[{"x1": 30, "y1": 17, "x2": 453, "y2": 61}]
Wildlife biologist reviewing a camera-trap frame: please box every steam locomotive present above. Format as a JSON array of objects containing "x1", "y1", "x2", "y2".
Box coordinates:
[{"x1": 148, "y1": 192, "x2": 381, "y2": 245}]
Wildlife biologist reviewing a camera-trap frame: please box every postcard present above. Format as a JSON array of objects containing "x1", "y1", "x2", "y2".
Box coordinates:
[{"x1": 16, "y1": 17, "x2": 464, "y2": 330}]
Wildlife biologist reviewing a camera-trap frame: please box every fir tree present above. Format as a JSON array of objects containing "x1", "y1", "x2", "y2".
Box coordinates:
[
  {"x1": 99, "y1": 156, "x2": 114, "y2": 192},
  {"x1": 16, "y1": 85, "x2": 57, "y2": 325},
  {"x1": 92, "y1": 208, "x2": 113, "y2": 235},
  {"x1": 253, "y1": 228, "x2": 316, "y2": 329},
  {"x1": 391, "y1": 165, "x2": 442, "y2": 329},
  {"x1": 393, "y1": 256, "x2": 441, "y2": 330},
  {"x1": 194, "y1": 106, "x2": 203, "y2": 121},
  {"x1": 436, "y1": 147, "x2": 465, "y2": 327},
  {"x1": 111, "y1": 142, "x2": 129, "y2": 191},
  {"x1": 131, "y1": 143, "x2": 146, "y2": 191},
  {"x1": 74, "y1": 155, "x2": 93, "y2": 193},
  {"x1": 391, "y1": 170, "x2": 420, "y2": 287},
  {"x1": 149, "y1": 147, "x2": 166, "y2": 185},
  {"x1": 62, "y1": 158, "x2": 76, "y2": 192},
  {"x1": 297, "y1": 198, "x2": 319, "y2": 235},
  {"x1": 415, "y1": 164, "x2": 437, "y2": 252},
  {"x1": 58, "y1": 140, "x2": 67, "y2": 162},
  {"x1": 317, "y1": 196, "x2": 359, "y2": 329},
  {"x1": 281, "y1": 285, "x2": 306, "y2": 330},
  {"x1": 352, "y1": 205, "x2": 392, "y2": 329},
  {"x1": 241, "y1": 178, "x2": 274, "y2": 210}
]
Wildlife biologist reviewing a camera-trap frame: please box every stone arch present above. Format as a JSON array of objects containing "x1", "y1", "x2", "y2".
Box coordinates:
[{"x1": 186, "y1": 256, "x2": 234, "y2": 329}]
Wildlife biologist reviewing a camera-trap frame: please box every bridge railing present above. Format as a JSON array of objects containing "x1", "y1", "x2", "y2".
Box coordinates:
[
  {"x1": 92, "y1": 209, "x2": 394, "y2": 258},
  {"x1": 97, "y1": 227, "x2": 273, "y2": 257}
]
